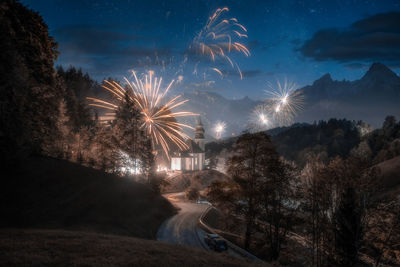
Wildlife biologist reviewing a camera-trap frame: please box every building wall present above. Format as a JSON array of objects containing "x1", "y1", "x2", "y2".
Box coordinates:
[
  {"x1": 171, "y1": 157, "x2": 181, "y2": 171},
  {"x1": 170, "y1": 152, "x2": 205, "y2": 171}
]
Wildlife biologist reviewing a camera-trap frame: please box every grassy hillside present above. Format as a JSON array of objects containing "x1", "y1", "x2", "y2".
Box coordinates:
[
  {"x1": 0, "y1": 157, "x2": 176, "y2": 239},
  {"x1": 0, "y1": 229, "x2": 268, "y2": 267},
  {"x1": 375, "y1": 155, "x2": 400, "y2": 197}
]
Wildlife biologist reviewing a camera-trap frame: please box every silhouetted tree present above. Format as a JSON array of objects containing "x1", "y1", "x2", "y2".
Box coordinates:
[
  {"x1": 335, "y1": 187, "x2": 363, "y2": 266},
  {"x1": 0, "y1": 0, "x2": 62, "y2": 163}
]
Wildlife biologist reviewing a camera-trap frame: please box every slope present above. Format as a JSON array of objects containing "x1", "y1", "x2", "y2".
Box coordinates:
[{"x1": 0, "y1": 156, "x2": 176, "y2": 239}]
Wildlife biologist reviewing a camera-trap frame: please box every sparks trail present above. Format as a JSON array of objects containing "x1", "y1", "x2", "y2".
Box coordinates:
[
  {"x1": 87, "y1": 70, "x2": 198, "y2": 158},
  {"x1": 190, "y1": 7, "x2": 250, "y2": 79}
]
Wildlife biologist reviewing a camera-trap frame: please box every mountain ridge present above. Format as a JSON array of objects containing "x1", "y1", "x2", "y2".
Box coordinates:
[{"x1": 180, "y1": 62, "x2": 399, "y2": 135}]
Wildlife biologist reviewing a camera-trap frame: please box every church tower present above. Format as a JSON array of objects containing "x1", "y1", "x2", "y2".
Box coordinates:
[{"x1": 194, "y1": 117, "x2": 205, "y2": 151}]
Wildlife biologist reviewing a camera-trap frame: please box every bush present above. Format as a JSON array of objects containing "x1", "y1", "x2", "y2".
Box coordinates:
[{"x1": 186, "y1": 187, "x2": 200, "y2": 201}]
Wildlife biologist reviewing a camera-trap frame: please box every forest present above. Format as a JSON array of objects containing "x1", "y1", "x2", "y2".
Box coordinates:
[{"x1": 0, "y1": 0, "x2": 157, "y2": 185}]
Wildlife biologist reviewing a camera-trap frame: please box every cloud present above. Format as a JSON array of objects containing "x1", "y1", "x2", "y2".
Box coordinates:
[
  {"x1": 299, "y1": 12, "x2": 400, "y2": 62},
  {"x1": 221, "y1": 69, "x2": 264, "y2": 78},
  {"x1": 184, "y1": 80, "x2": 225, "y2": 91},
  {"x1": 54, "y1": 24, "x2": 173, "y2": 76},
  {"x1": 54, "y1": 24, "x2": 138, "y2": 55},
  {"x1": 344, "y1": 63, "x2": 369, "y2": 70},
  {"x1": 190, "y1": 81, "x2": 216, "y2": 88}
]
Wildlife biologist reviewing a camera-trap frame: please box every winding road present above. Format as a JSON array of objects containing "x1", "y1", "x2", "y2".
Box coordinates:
[
  {"x1": 157, "y1": 193, "x2": 209, "y2": 249},
  {"x1": 156, "y1": 193, "x2": 243, "y2": 259}
]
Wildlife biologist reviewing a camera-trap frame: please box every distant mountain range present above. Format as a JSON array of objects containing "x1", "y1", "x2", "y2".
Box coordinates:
[
  {"x1": 180, "y1": 63, "x2": 400, "y2": 139},
  {"x1": 178, "y1": 91, "x2": 262, "y2": 139},
  {"x1": 297, "y1": 63, "x2": 400, "y2": 126}
]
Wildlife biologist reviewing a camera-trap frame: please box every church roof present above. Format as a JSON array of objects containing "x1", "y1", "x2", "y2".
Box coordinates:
[
  {"x1": 185, "y1": 139, "x2": 203, "y2": 153},
  {"x1": 171, "y1": 139, "x2": 203, "y2": 157}
]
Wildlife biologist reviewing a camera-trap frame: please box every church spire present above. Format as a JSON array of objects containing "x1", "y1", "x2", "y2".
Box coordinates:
[{"x1": 195, "y1": 117, "x2": 205, "y2": 139}]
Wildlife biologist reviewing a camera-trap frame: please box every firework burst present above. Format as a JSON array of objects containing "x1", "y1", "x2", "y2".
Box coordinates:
[
  {"x1": 87, "y1": 70, "x2": 198, "y2": 158},
  {"x1": 264, "y1": 80, "x2": 304, "y2": 126},
  {"x1": 214, "y1": 121, "x2": 227, "y2": 139},
  {"x1": 249, "y1": 104, "x2": 271, "y2": 131},
  {"x1": 190, "y1": 7, "x2": 250, "y2": 79}
]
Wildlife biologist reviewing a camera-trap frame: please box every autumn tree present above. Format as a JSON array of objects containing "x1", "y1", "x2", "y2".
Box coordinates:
[
  {"x1": 301, "y1": 156, "x2": 381, "y2": 266},
  {"x1": 257, "y1": 144, "x2": 297, "y2": 260},
  {"x1": 226, "y1": 132, "x2": 272, "y2": 250},
  {"x1": 301, "y1": 159, "x2": 334, "y2": 266},
  {"x1": 214, "y1": 132, "x2": 296, "y2": 257}
]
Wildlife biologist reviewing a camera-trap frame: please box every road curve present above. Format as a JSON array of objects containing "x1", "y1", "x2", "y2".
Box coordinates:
[
  {"x1": 157, "y1": 193, "x2": 257, "y2": 260},
  {"x1": 157, "y1": 200, "x2": 209, "y2": 249}
]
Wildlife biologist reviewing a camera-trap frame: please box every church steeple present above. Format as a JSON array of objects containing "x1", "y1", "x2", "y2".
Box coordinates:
[
  {"x1": 195, "y1": 117, "x2": 205, "y2": 139},
  {"x1": 194, "y1": 117, "x2": 205, "y2": 150}
]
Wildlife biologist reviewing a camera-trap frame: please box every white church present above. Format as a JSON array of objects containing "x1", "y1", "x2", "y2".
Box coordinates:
[{"x1": 170, "y1": 119, "x2": 205, "y2": 171}]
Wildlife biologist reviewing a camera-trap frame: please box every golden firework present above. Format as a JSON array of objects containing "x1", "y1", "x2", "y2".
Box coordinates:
[
  {"x1": 191, "y1": 7, "x2": 250, "y2": 79},
  {"x1": 87, "y1": 70, "x2": 198, "y2": 157}
]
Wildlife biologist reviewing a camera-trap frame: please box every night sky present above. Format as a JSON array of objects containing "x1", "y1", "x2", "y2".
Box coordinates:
[{"x1": 21, "y1": 0, "x2": 400, "y2": 99}]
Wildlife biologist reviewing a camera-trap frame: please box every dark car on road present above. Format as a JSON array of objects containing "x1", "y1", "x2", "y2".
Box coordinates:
[
  {"x1": 209, "y1": 238, "x2": 228, "y2": 252},
  {"x1": 204, "y1": 233, "x2": 219, "y2": 246}
]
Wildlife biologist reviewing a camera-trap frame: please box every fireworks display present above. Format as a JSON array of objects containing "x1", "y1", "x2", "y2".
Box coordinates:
[
  {"x1": 248, "y1": 80, "x2": 304, "y2": 130},
  {"x1": 264, "y1": 80, "x2": 305, "y2": 127},
  {"x1": 86, "y1": 7, "x2": 301, "y2": 152},
  {"x1": 87, "y1": 70, "x2": 198, "y2": 158},
  {"x1": 214, "y1": 121, "x2": 227, "y2": 139},
  {"x1": 249, "y1": 104, "x2": 270, "y2": 131},
  {"x1": 190, "y1": 7, "x2": 250, "y2": 79}
]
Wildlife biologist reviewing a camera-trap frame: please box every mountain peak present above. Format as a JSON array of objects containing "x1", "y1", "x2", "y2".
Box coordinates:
[
  {"x1": 362, "y1": 62, "x2": 399, "y2": 82},
  {"x1": 313, "y1": 73, "x2": 332, "y2": 86}
]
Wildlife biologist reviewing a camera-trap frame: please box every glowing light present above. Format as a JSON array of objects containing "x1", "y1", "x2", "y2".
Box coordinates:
[
  {"x1": 259, "y1": 114, "x2": 268, "y2": 125},
  {"x1": 249, "y1": 104, "x2": 271, "y2": 132},
  {"x1": 190, "y1": 7, "x2": 249, "y2": 79},
  {"x1": 214, "y1": 121, "x2": 226, "y2": 139},
  {"x1": 281, "y1": 95, "x2": 288, "y2": 104},
  {"x1": 119, "y1": 151, "x2": 141, "y2": 175},
  {"x1": 265, "y1": 79, "x2": 305, "y2": 126},
  {"x1": 87, "y1": 70, "x2": 198, "y2": 158}
]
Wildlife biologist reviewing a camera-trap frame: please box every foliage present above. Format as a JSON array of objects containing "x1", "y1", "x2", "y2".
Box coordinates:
[
  {"x1": 208, "y1": 132, "x2": 297, "y2": 259},
  {"x1": 301, "y1": 157, "x2": 382, "y2": 266},
  {"x1": 272, "y1": 119, "x2": 361, "y2": 167},
  {"x1": 363, "y1": 115, "x2": 400, "y2": 164},
  {"x1": 0, "y1": 0, "x2": 61, "y2": 162},
  {"x1": 186, "y1": 187, "x2": 200, "y2": 201}
]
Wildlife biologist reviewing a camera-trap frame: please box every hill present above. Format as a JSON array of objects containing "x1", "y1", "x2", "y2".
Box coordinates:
[
  {"x1": 0, "y1": 229, "x2": 267, "y2": 267},
  {"x1": 375, "y1": 155, "x2": 400, "y2": 198},
  {"x1": 0, "y1": 157, "x2": 176, "y2": 239},
  {"x1": 206, "y1": 119, "x2": 362, "y2": 168}
]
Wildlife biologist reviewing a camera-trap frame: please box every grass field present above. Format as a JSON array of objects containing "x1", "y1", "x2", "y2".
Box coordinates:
[
  {"x1": 0, "y1": 156, "x2": 176, "y2": 239},
  {"x1": 0, "y1": 229, "x2": 269, "y2": 266}
]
